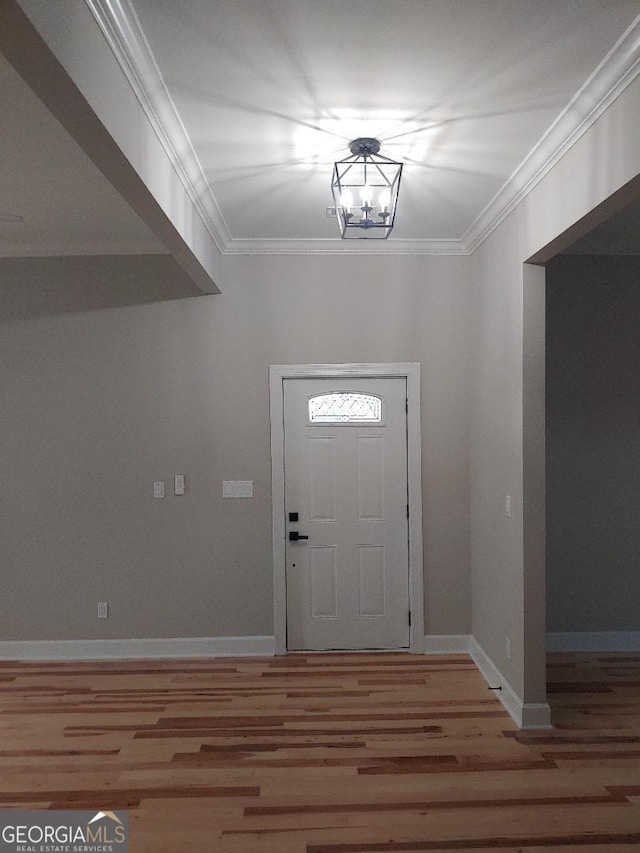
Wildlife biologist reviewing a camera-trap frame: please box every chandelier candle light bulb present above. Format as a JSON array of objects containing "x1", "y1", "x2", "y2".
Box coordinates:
[{"x1": 341, "y1": 189, "x2": 353, "y2": 209}]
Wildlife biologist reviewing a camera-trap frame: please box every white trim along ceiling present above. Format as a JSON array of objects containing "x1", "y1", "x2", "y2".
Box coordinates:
[{"x1": 85, "y1": 1, "x2": 640, "y2": 256}]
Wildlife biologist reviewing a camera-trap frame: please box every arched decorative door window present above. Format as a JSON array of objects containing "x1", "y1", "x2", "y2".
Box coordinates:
[{"x1": 308, "y1": 391, "x2": 383, "y2": 424}]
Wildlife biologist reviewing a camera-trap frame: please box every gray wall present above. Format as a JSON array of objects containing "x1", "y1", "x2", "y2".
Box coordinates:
[
  {"x1": 0, "y1": 252, "x2": 472, "y2": 641},
  {"x1": 546, "y1": 255, "x2": 640, "y2": 632},
  {"x1": 470, "y1": 72, "x2": 640, "y2": 707}
]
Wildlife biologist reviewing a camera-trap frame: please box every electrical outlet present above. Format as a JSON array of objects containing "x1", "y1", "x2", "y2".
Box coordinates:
[
  {"x1": 505, "y1": 637, "x2": 511, "y2": 660},
  {"x1": 97, "y1": 601, "x2": 109, "y2": 619}
]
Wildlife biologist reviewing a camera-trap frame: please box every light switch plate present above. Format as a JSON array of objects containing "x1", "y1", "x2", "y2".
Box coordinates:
[
  {"x1": 153, "y1": 481, "x2": 165, "y2": 499},
  {"x1": 174, "y1": 474, "x2": 185, "y2": 496}
]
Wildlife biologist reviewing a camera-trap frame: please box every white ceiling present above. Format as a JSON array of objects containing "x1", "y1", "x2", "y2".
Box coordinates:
[
  {"x1": 1, "y1": 1, "x2": 639, "y2": 258},
  {"x1": 129, "y1": 0, "x2": 640, "y2": 251}
]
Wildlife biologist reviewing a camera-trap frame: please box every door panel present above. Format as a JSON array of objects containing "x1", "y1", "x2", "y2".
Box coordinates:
[
  {"x1": 308, "y1": 437, "x2": 337, "y2": 521},
  {"x1": 309, "y1": 547, "x2": 338, "y2": 618},
  {"x1": 356, "y1": 435, "x2": 385, "y2": 520},
  {"x1": 284, "y1": 377, "x2": 409, "y2": 650},
  {"x1": 357, "y1": 545, "x2": 387, "y2": 616}
]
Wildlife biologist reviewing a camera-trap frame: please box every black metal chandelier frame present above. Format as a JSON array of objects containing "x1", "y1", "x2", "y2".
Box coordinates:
[{"x1": 331, "y1": 138, "x2": 403, "y2": 239}]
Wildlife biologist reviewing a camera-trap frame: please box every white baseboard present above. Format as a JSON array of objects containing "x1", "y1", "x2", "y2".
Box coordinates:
[
  {"x1": 424, "y1": 634, "x2": 471, "y2": 654},
  {"x1": 0, "y1": 633, "x2": 555, "y2": 730},
  {"x1": 547, "y1": 631, "x2": 640, "y2": 652},
  {"x1": 0, "y1": 635, "x2": 275, "y2": 661},
  {"x1": 469, "y1": 637, "x2": 551, "y2": 730}
]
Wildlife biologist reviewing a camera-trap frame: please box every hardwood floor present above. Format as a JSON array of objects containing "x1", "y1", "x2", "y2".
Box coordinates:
[{"x1": 0, "y1": 652, "x2": 638, "y2": 851}]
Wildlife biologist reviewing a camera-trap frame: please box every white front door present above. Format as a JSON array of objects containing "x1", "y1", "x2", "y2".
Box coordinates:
[{"x1": 284, "y1": 377, "x2": 410, "y2": 650}]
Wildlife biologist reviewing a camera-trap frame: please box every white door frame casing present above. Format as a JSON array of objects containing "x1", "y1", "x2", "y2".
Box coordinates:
[{"x1": 269, "y1": 363, "x2": 424, "y2": 655}]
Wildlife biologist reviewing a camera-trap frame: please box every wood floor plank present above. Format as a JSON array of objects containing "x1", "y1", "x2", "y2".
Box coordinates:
[{"x1": 0, "y1": 651, "x2": 638, "y2": 851}]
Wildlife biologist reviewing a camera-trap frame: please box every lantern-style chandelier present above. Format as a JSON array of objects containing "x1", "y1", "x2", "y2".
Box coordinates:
[{"x1": 331, "y1": 138, "x2": 402, "y2": 239}]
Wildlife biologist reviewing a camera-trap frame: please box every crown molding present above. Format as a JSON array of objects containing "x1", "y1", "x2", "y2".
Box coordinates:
[
  {"x1": 85, "y1": 2, "x2": 640, "y2": 257},
  {"x1": 223, "y1": 237, "x2": 469, "y2": 256},
  {"x1": 84, "y1": 0, "x2": 233, "y2": 253},
  {"x1": 464, "y1": 14, "x2": 640, "y2": 253}
]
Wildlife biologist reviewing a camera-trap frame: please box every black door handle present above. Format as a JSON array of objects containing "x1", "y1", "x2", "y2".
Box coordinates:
[{"x1": 289, "y1": 531, "x2": 309, "y2": 541}]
